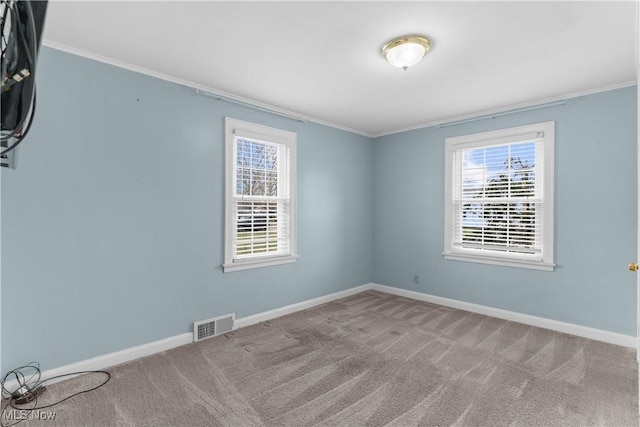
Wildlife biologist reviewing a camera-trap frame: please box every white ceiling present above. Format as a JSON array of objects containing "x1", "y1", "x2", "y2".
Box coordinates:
[{"x1": 42, "y1": 1, "x2": 637, "y2": 137}]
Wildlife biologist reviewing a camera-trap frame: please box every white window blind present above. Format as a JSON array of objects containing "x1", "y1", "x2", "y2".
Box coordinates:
[
  {"x1": 452, "y1": 137, "x2": 543, "y2": 257},
  {"x1": 444, "y1": 121, "x2": 555, "y2": 271},
  {"x1": 233, "y1": 136, "x2": 290, "y2": 259},
  {"x1": 224, "y1": 118, "x2": 297, "y2": 272}
]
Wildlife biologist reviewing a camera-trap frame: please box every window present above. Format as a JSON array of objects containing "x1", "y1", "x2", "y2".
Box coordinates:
[
  {"x1": 223, "y1": 118, "x2": 297, "y2": 272},
  {"x1": 444, "y1": 121, "x2": 555, "y2": 271}
]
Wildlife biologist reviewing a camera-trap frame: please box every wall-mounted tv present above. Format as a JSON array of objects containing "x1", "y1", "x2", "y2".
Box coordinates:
[{"x1": 1, "y1": 0, "x2": 48, "y2": 167}]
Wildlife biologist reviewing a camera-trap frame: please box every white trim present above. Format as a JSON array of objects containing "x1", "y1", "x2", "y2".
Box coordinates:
[
  {"x1": 222, "y1": 254, "x2": 298, "y2": 272},
  {"x1": 443, "y1": 121, "x2": 555, "y2": 271},
  {"x1": 234, "y1": 283, "x2": 373, "y2": 329},
  {"x1": 5, "y1": 285, "x2": 374, "y2": 390},
  {"x1": 10, "y1": 282, "x2": 633, "y2": 391},
  {"x1": 42, "y1": 42, "x2": 636, "y2": 140},
  {"x1": 372, "y1": 81, "x2": 637, "y2": 138},
  {"x1": 41, "y1": 41, "x2": 373, "y2": 138},
  {"x1": 3, "y1": 333, "x2": 193, "y2": 391},
  {"x1": 224, "y1": 117, "x2": 298, "y2": 272},
  {"x1": 371, "y1": 284, "x2": 636, "y2": 349},
  {"x1": 435, "y1": 101, "x2": 567, "y2": 129},
  {"x1": 443, "y1": 253, "x2": 555, "y2": 271}
]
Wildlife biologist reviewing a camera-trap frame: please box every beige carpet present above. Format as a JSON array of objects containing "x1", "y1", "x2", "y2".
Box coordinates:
[{"x1": 7, "y1": 290, "x2": 639, "y2": 426}]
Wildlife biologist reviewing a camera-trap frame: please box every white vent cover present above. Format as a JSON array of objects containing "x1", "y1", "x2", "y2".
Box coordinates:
[{"x1": 193, "y1": 313, "x2": 235, "y2": 342}]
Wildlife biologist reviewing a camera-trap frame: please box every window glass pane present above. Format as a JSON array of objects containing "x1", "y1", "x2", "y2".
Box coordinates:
[
  {"x1": 231, "y1": 134, "x2": 289, "y2": 259},
  {"x1": 266, "y1": 171, "x2": 278, "y2": 197},
  {"x1": 462, "y1": 149, "x2": 484, "y2": 199},
  {"x1": 225, "y1": 118, "x2": 297, "y2": 271},
  {"x1": 235, "y1": 200, "x2": 281, "y2": 257},
  {"x1": 445, "y1": 121, "x2": 553, "y2": 269},
  {"x1": 458, "y1": 140, "x2": 539, "y2": 253},
  {"x1": 235, "y1": 137, "x2": 280, "y2": 198}
]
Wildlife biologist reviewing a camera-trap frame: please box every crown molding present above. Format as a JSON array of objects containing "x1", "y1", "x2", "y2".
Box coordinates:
[
  {"x1": 41, "y1": 40, "x2": 636, "y2": 140},
  {"x1": 42, "y1": 40, "x2": 374, "y2": 138},
  {"x1": 372, "y1": 81, "x2": 637, "y2": 138}
]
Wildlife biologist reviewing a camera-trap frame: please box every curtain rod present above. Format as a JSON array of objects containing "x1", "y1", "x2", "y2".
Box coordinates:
[
  {"x1": 436, "y1": 100, "x2": 568, "y2": 128},
  {"x1": 195, "y1": 89, "x2": 307, "y2": 123}
]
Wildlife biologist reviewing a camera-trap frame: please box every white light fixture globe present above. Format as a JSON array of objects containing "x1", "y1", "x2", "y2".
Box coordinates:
[{"x1": 382, "y1": 35, "x2": 431, "y2": 71}]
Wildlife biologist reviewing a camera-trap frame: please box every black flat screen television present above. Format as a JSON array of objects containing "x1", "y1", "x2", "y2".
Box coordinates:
[{"x1": 1, "y1": 0, "x2": 48, "y2": 156}]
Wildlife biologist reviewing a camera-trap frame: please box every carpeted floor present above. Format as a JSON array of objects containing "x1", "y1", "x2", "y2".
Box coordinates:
[{"x1": 7, "y1": 290, "x2": 639, "y2": 426}]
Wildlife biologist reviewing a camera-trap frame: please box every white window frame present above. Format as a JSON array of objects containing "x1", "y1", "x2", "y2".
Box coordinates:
[
  {"x1": 444, "y1": 121, "x2": 555, "y2": 271},
  {"x1": 223, "y1": 117, "x2": 297, "y2": 272}
]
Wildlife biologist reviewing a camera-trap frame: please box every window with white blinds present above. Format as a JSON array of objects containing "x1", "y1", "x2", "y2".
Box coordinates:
[
  {"x1": 444, "y1": 121, "x2": 555, "y2": 271},
  {"x1": 224, "y1": 118, "x2": 297, "y2": 272}
]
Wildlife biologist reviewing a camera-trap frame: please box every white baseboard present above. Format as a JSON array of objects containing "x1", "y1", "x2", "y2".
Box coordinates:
[
  {"x1": 371, "y1": 283, "x2": 636, "y2": 349},
  {"x1": 7, "y1": 283, "x2": 374, "y2": 389},
  {"x1": 3, "y1": 333, "x2": 193, "y2": 392},
  {"x1": 234, "y1": 283, "x2": 373, "y2": 329},
  {"x1": 11, "y1": 281, "x2": 633, "y2": 390}
]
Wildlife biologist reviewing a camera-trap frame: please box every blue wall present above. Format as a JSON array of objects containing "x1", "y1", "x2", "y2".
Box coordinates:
[
  {"x1": 1, "y1": 47, "x2": 636, "y2": 375},
  {"x1": 1, "y1": 48, "x2": 373, "y2": 372},
  {"x1": 373, "y1": 86, "x2": 637, "y2": 336}
]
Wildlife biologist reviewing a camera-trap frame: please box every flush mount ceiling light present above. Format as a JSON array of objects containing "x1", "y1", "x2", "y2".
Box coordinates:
[{"x1": 382, "y1": 35, "x2": 431, "y2": 71}]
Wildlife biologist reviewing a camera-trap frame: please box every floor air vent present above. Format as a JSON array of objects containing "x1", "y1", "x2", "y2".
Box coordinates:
[{"x1": 193, "y1": 313, "x2": 235, "y2": 342}]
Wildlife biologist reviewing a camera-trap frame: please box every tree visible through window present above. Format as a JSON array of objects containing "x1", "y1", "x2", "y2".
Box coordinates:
[
  {"x1": 224, "y1": 118, "x2": 297, "y2": 272},
  {"x1": 460, "y1": 142, "x2": 538, "y2": 254},
  {"x1": 234, "y1": 137, "x2": 284, "y2": 258},
  {"x1": 444, "y1": 122, "x2": 555, "y2": 271}
]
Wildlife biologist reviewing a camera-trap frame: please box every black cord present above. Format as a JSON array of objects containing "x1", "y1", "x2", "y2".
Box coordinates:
[
  {"x1": 0, "y1": 1, "x2": 16, "y2": 79},
  {"x1": 1, "y1": 0, "x2": 38, "y2": 154},
  {"x1": 1, "y1": 362, "x2": 41, "y2": 427},
  {"x1": 21, "y1": 370, "x2": 111, "y2": 410},
  {"x1": 0, "y1": 87, "x2": 35, "y2": 155},
  {"x1": 0, "y1": 362, "x2": 40, "y2": 399},
  {"x1": 0, "y1": 363, "x2": 111, "y2": 427},
  {"x1": 1, "y1": 1, "x2": 19, "y2": 80}
]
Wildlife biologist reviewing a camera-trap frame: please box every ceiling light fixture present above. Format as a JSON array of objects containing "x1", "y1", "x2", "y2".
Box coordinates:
[{"x1": 382, "y1": 35, "x2": 431, "y2": 71}]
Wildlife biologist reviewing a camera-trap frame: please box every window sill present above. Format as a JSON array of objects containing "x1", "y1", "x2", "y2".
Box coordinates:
[
  {"x1": 223, "y1": 254, "x2": 298, "y2": 273},
  {"x1": 443, "y1": 252, "x2": 555, "y2": 271}
]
